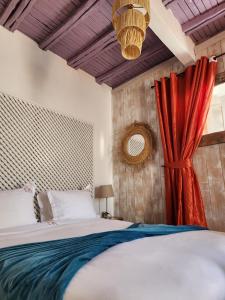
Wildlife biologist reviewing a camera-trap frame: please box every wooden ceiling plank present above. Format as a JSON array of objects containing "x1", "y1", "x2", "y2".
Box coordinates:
[
  {"x1": 73, "y1": 39, "x2": 118, "y2": 69},
  {"x1": 182, "y1": 2, "x2": 225, "y2": 36},
  {"x1": 39, "y1": 0, "x2": 100, "y2": 51},
  {"x1": 209, "y1": 0, "x2": 218, "y2": 7},
  {"x1": 169, "y1": 2, "x2": 189, "y2": 23},
  {"x1": 177, "y1": 0, "x2": 195, "y2": 20},
  {"x1": 68, "y1": 26, "x2": 116, "y2": 69},
  {"x1": 194, "y1": 0, "x2": 207, "y2": 14},
  {"x1": 0, "y1": 0, "x2": 20, "y2": 26},
  {"x1": 5, "y1": 0, "x2": 37, "y2": 31},
  {"x1": 203, "y1": 0, "x2": 214, "y2": 10},
  {"x1": 96, "y1": 45, "x2": 166, "y2": 84},
  {"x1": 185, "y1": 0, "x2": 200, "y2": 16},
  {"x1": 109, "y1": 51, "x2": 173, "y2": 88}
]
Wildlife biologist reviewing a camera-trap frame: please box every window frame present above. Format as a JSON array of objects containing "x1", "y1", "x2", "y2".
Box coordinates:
[{"x1": 200, "y1": 77, "x2": 225, "y2": 147}]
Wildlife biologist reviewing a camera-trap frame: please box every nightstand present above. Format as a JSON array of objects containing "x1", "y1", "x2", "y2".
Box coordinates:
[
  {"x1": 101, "y1": 215, "x2": 123, "y2": 221},
  {"x1": 111, "y1": 216, "x2": 123, "y2": 221}
]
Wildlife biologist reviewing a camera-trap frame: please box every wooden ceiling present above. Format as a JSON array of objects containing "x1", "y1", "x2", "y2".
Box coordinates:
[
  {"x1": 163, "y1": 0, "x2": 225, "y2": 44},
  {"x1": 0, "y1": 0, "x2": 173, "y2": 88}
]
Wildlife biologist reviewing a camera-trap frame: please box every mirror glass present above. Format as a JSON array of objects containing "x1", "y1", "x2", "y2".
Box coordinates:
[{"x1": 128, "y1": 134, "x2": 145, "y2": 156}]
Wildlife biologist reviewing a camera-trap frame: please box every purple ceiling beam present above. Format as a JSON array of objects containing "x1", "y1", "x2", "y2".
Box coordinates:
[
  {"x1": 162, "y1": 0, "x2": 175, "y2": 7},
  {"x1": 39, "y1": 0, "x2": 100, "y2": 51},
  {"x1": 68, "y1": 27, "x2": 116, "y2": 69},
  {"x1": 182, "y1": 2, "x2": 225, "y2": 36},
  {"x1": 6, "y1": 0, "x2": 37, "y2": 31},
  {"x1": 0, "y1": 0, "x2": 37, "y2": 31},
  {"x1": 0, "y1": 0, "x2": 20, "y2": 26},
  {"x1": 96, "y1": 45, "x2": 165, "y2": 85}
]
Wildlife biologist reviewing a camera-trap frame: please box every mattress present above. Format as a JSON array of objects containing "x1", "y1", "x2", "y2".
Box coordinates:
[{"x1": 0, "y1": 218, "x2": 225, "y2": 300}]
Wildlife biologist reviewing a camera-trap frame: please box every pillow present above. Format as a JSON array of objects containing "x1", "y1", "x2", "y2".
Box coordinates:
[
  {"x1": 37, "y1": 185, "x2": 93, "y2": 222},
  {"x1": 37, "y1": 192, "x2": 53, "y2": 222},
  {"x1": 47, "y1": 190, "x2": 97, "y2": 221},
  {"x1": 0, "y1": 183, "x2": 37, "y2": 229}
]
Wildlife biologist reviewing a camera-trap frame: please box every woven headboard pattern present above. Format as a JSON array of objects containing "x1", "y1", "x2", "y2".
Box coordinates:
[{"x1": 0, "y1": 92, "x2": 94, "y2": 219}]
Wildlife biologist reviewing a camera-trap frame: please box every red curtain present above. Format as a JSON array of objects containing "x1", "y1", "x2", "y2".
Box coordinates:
[{"x1": 155, "y1": 57, "x2": 217, "y2": 227}]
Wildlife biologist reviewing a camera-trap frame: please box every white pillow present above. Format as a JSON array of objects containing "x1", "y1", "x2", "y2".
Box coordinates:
[
  {"x1": 0, "y1": 183, "x2": 37, "y2": 229},
  {"x1": 38, "y1": 185, "x2": 92, "y2": 222},
  {"x1": 47, "y1": 190, "x2": 97, "y2": 221}
]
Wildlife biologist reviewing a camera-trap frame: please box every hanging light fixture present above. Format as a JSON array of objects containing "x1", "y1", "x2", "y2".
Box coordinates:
[{"x1": 112, "y1": 0, "x2": 150, "y2": 60}]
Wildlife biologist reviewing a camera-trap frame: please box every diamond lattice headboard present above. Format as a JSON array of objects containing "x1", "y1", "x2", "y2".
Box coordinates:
[{"x1": 0, "y1": 92, "x2": 94, "y2": 219}]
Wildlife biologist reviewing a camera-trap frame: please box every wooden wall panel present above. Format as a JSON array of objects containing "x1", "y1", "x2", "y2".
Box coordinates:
[
  {"x1": 113, "y1": 54, "x2": 225, "y2": 231},
  {"x1": 112, "y1": 58, "x2": 183, "y2": 224},
  {"x1": 195, "y1": 31, "x2": 225, "y2": 231},
  {"x1": 193, "y1": 146, "x2": 225, "y2": 231}
]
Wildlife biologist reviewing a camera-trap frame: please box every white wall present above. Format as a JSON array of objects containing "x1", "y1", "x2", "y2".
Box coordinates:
[{"x1": 0, "y1": 27, "x2": 113, "y2": 214}]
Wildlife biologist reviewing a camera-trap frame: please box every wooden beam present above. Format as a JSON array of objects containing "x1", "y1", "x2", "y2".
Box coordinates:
[
  {"x1": 39, "y1": 0, "x2": 100, "y2": 51},
  {"x1": 0, "y1": 0, "x2": 20, "y2": 26},
  {"x1": 0, "y1": 0, "x2": 37, "y2": 31},
  {"x1": 182, "y1": 3, "x2": 225, "y2": 36},
  {"x1": 162, "y1": 0, "x2": 174, "y2": 7},
  {"x1": 96, "y1": 45, "x2": 165, "y2": 85},
  {"x1": 199, "y1": 131, "x2": 225, "y2": 147},
  {"x1": 150, "y1": 0, "x2": 195, "y2": 66},
  {"x1": 216, "y1": 71, "x2": 225, "y2": 86},
  {"x1": 6, "y1": 0, "x2": 37, "y2": 31},
  {"x1": 68, "y1": 27, "x2": 116, "y2": 69}
]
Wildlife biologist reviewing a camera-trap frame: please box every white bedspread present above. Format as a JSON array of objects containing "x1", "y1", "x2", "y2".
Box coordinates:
[{"x1": 0, "y1": 219, "x2": 225, "y2": 300}]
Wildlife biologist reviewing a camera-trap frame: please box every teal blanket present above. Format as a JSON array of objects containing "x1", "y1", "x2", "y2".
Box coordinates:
[{"x1": 0, "y1": 224, "x2": 206, "y2": 300}]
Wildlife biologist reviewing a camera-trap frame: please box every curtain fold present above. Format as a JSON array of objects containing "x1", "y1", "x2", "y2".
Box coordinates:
[{"x1": 155, "y1": 57, "x2": 217, "y2": 227}]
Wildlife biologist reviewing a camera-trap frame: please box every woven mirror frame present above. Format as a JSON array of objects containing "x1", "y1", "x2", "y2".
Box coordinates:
[{"x1": 121, "y1": 122, "x2": 153, "y2": 165}]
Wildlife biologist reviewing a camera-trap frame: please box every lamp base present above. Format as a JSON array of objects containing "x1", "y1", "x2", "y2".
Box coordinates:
[{"x1": 101, "y1": 211, "x2": 112, "y2": 219}]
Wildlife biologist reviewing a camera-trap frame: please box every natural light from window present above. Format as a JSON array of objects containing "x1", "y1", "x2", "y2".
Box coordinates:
[{"x1": 204, "y1": 82, "x2": 225, "y2": 134}]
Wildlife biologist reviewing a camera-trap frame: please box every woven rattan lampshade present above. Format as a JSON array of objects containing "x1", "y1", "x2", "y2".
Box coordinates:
[
  {"x1": 95, "y1": 185, "x2": 114, "y2": 199},
  {"x1": 112, "y1": 0, "x2": 150, "y2": 60}
]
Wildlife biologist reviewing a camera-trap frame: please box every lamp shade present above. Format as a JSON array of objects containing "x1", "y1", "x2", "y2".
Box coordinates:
[
  {"x1": 112, "y1": 0, "x2": 150, "y2": 60},
  {"x1": 95, "y1": 185, "x2": 114, "y2": 199}
]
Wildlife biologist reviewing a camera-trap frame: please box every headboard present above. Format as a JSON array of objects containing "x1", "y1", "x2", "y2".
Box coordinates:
[{"x1": 0, "y1": 92, "x2": 94, "y2": 218}]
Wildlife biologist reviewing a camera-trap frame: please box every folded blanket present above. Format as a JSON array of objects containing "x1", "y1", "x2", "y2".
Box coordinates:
[{"x1": 0, "y1": 224, "x2": 206, "y2": 300}]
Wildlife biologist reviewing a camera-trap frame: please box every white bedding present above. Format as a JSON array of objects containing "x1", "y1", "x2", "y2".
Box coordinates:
[{"x1": 0, "y1": 219, "x2": 225, "y2": 300}]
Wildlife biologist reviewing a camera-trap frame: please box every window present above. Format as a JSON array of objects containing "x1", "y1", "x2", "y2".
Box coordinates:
[{"x1": 204, "y1": 82, "x2": 225, "y2": 134}]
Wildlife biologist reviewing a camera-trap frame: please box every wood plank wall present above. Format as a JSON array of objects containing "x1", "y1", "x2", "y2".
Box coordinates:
[
  {"x1": 193, "y1": 145, "x2": 225, "y2": 232},
  {"x1": 194, "y1": 33, "x2": 225, "y2": 231},
  {"x1": 112, "y1": 49, "x2": 225, "y2": 231},
  {"x1": 112, "y1": 57, "x2": 184, "y2": 224}
]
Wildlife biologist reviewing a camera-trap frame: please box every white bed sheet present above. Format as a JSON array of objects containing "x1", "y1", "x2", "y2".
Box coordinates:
[{"x1": 0, "y1": 219, "x2": 225, "y2": 300}]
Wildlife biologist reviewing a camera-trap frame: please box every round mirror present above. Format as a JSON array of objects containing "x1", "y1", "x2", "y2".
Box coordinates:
[
  {"x1": 128, "y1": 134, "x2": 145, "y2": 156},
  {"x1": 121, "y1": 122, "x2": 153, "y2": 166}
]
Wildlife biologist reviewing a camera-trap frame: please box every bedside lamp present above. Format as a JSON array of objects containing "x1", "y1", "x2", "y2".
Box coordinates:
[{"x1": 95, "y1": 185, "x2": 114, "y2": 219}]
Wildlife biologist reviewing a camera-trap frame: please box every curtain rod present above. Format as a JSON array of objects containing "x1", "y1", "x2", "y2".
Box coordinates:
[{"x1": 150, "y1": 52, "x2": 224, "y2": 89}]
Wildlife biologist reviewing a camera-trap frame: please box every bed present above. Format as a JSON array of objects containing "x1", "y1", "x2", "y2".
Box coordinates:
[
  {"x1": 1, "y1": 218, "x2": 225, "y2": 300},
  {"x1": 0, "y1": 94, "x2": 225, "y2": 300}
]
